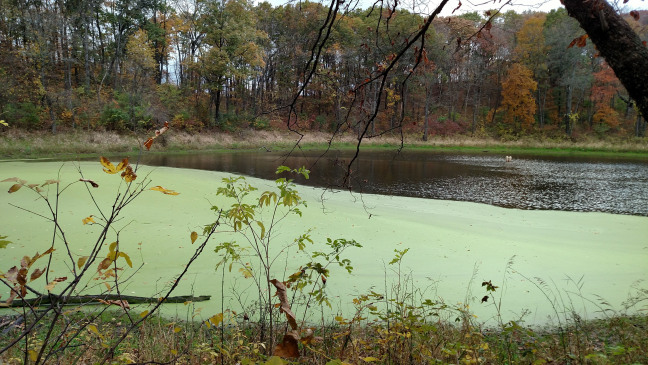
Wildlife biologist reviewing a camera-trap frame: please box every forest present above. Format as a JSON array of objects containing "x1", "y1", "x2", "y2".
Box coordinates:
[{"x1": 0, "y1": 0, "x2": 647, "y2": 141}]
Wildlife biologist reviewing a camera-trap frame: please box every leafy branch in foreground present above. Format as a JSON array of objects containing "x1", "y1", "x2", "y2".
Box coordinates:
[
  {"x1": 0, "y1": 122, "x2": 224, "y2": 364},
  {"x1": 209, "y1": 166, "x2": 361, "y2": 359}
]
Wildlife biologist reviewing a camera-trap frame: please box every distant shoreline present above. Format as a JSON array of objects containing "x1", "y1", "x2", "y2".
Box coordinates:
[{"x1": 1, "y1": 129, "x2": 647, "y2": 160}]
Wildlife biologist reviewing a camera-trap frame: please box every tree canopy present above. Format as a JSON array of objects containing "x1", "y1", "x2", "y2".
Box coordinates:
[{"x1": 0, "y1": 0, "x2": 646, "y2": 142}]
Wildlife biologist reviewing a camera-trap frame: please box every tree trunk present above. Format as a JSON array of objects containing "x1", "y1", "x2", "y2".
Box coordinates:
[
  {"x1": 636, "y1": 114, "x2": 645, "y2": 137},
  {"x1": 214, "y1": 89, "x2": 221, "y2": 126},
  {"x1": 565, "y1": 84, "x2": 573, "y2": 135},
  {"x1": 563, "y1": 0, "x2": 648, "y2": 121},
  {"x1": 423, "y1": 84, "x2": 430, "y2": 141}
]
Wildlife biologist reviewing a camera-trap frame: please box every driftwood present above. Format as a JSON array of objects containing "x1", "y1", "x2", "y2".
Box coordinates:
[{"x1": 7, "y1": 294, "x2": 211, "y2": 307}]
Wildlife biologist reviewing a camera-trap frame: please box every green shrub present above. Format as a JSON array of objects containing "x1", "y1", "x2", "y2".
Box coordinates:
[
  {"x1": 251, "y1": 116, "x2": 270, "y2": 130},
  {"x1": 100, "y1": 92, "x2": 153, "y2": 131},
  {"x1": 315, "y1": 114, "x2": 327, "y2": 130},
  {"x1": 4, "y1": 102, "x2": 42, "y2": 130},
  {"x1": 100, "y1": 104, "x2": 128, "y2": 131},
  {"x1": 218, "y1": 112, "x2": 253, "y2": 132}
]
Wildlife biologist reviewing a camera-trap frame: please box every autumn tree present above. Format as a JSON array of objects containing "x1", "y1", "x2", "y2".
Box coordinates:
[
  {"x1": 199, "y1": 0, "x2": 266, "y2": 126},
  {"x1": 591, "y1": 62, "x2": 622, "y2": 131},
  {"x1": 498, "y1": 63, "x2": 537, "y2": 135},
  {"x1": 516, "y1": 14, "x2": 548, "y2": 127}
]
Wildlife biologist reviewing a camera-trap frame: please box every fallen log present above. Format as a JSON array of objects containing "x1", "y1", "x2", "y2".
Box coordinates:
[{"x1": 6, "y1": 294, "x2": 211, "y2": 307}]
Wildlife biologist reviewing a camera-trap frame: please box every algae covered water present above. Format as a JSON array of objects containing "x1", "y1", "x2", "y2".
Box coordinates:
[{"x1": 0, "y1": 160, "x2": 646, "y2": 325}]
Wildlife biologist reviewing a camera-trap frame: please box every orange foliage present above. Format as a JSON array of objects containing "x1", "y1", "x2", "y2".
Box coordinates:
[
  {"x1": 591, "y1": 63, "x2": 622, "y2": 130},
  {"x1": 591, "y1": 63, "x2": 620, "y2": 106},
  {"x1": 593, "y1": 105, "x2": 620, "y2": 129}
]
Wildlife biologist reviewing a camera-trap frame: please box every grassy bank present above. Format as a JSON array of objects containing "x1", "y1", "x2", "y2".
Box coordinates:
[
  {"x1": 1, "y1": 129, "x2": 648, "y2": 160},
  {"x1": 1, "y1": 308, "x2": 646, "y2": 364}
]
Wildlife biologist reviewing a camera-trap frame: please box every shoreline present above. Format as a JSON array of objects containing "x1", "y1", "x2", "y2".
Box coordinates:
[{"x1": 1, "y1": 129, "x2": 648, "y2": 160}]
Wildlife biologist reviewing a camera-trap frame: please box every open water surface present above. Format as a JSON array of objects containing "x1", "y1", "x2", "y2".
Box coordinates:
[{"x1": 141, "y1": 150, "x2": 648, "y2": 216}]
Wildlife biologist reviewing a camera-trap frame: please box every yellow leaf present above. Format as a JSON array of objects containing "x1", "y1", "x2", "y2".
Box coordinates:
[
  {"x1": 119, "y1": 252, "x2": 133, "y2": 267},
  {"x1": 28, "y1": 350, "x2": 38, "y2": 362},
  {"x1": 257, "y1": 221, "x2": 266, "y2": 239},
  {"x1": 363, "y1": 358, "x2": 381, "y2": 363},
  {"x1": 45, "y1": 281, "x2": 58, "y2": 291},
  {"x1": 265, "y1": 356, "x2": 285, "y2": 365},
  {"x1": 239, "y1": 267, "x2": 253, "y2": 279},
  {"x1": 77, "y1": 256, "x2": 89, "y2": 269},
  {"x1": 115, "y1": 158, "x2": 129, "y2": 172},
  {"x1": 82, "y1": 216, "x2": 95, "y2": 225},
  {"x1": 209, "y1": 313, "x2": 224, "y2": 326},
  {"x1": 190, "y1": 231, "x2": 198, "y2": 244},
  {"x1": 109, "y1": 241, "x2": 118, "y2": 252},
  {"x1": 107, "y1": 251, "x2": 117, "y2": 261},
  {"x1": 100, "y1": 157, "x2": 118, "y2": 174},
  {"x1": 87, "y1": 324, "x2": 99, "y2": 335},
  {"x1": 140, "y1": 310, "x2": 149, "y2": 318},
  {"x1": 170, "y1": 349, "x2": 178, "y2": 355},
  {"x1": 150, "y1": 186, "x2": 180, "y2": 195},
  {"x1": 0, "y1": 120, "x2": 8, "y2": 126},
  {"x1": 104, "y1": 282, "x2": 111, "y2": 291},
  {"x1": 183, "y1": 301, "x2": 192, "y2": 305},
  {"x1": 173, "y1": 326, "x2": 181, "y2": 333}
]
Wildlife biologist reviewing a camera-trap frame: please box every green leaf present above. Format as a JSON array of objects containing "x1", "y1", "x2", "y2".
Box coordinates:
[
  {"x1": 0, "y1": 235, "x2": 11, "y2": 249},
  {"x1": 275, "y1": 166, "x2": 291, "y2": 174}
]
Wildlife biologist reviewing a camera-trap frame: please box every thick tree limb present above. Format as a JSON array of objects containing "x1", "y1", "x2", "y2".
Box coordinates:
[{"x1": 562, "y1": 0, "x2": 648, "y2": 120}]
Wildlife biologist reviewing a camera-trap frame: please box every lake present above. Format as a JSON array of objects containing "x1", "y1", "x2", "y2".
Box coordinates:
[
  {"x1": 0, "y1": 153, "x2": 646, "y2": 326},
  {"x1": 141, "y1": 150, "x2": 648, "y2": 216}
]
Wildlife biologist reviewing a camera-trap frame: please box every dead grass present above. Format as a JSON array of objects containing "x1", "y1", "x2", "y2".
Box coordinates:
[
  {"x1": 1, "y1": 309, "x2": 645, "y2": 364},
  {"x1": 1, "y1": 129, "x2": 647, "y2": 160}
]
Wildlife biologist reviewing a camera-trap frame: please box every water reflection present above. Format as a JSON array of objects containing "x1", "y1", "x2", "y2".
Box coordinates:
[{"x1": 140, "y1": 150, "x2": 648, "y2": 216}]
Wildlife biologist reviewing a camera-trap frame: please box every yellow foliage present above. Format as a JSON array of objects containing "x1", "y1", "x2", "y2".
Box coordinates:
[{"x1": 500, "y1": 63, "x2": 537, "y2": 134}]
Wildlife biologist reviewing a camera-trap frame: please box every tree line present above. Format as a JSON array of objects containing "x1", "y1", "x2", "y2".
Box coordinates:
[{"x1": 0, "y1": 0, "x2": 646, "y2": 140}]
